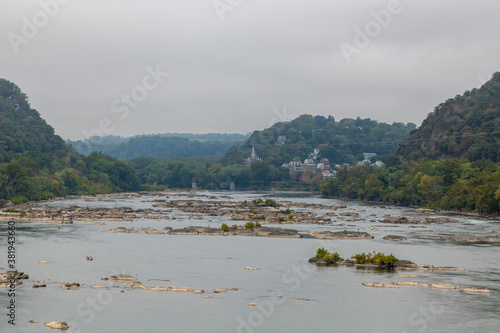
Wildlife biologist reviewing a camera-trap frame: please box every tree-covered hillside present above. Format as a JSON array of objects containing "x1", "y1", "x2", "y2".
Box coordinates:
[
  {"x1": 320, "y1": 72, "x2": 500, "y2": 215},
  {"x1": 0, "y1": 79, "x2": 70, "y2": 163},
  {"x1": 393, "y1": 72, "x2": 500, "y2": 162},
  {"x1": 223, "y1": 115, "x2": 416, "y2": 166},
  {"x1": 0, "y1": 79, "x2": 141, "y2": 203}
]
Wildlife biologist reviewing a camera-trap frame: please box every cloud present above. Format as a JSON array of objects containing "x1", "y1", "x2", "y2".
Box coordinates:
[{"x1": 1, "y1": 0, "x2": 499, "y2": 139}]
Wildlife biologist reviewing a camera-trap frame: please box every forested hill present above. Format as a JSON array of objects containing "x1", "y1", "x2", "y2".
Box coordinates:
[
  {"x1": 69, "y1": 133, "x2": 249, "y2": 160},
  {"x1": 0, "y1": 79, "x2": 70, "y2": 163},
  {"x1": 0, "y1": 78, "x2": 141, "y2": 202},
  {"x1": 223, "y1": 115, "x2": 416, "y2": 166},
  {"x1": 393, "y1": 72, "x2": 500, "y2": 162}
]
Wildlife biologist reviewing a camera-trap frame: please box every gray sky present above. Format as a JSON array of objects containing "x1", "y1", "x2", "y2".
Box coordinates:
[{"x1": 2, "y1": 0, "x2": 499, "y2": 140}]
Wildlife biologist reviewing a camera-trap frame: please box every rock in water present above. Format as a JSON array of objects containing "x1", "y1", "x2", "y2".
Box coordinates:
[
  {"x1": 383, "y1": 235, "x2": 407, "y2": 241},
  {"x1": 44, "y1": 321, "x2": 69, "y2": 330}
]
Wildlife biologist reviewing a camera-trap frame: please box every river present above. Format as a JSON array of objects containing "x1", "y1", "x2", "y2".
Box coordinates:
[{"x1": 0, "y1": 191, "x2": 499, "y2": 332}]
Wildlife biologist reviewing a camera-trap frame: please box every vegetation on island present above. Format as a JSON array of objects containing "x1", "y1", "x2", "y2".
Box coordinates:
[{"x1": 314, "y1": 248, "x2": 398, "y2": 267}]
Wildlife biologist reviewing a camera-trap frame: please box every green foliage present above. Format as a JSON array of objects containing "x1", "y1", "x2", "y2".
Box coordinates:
[
  {"x1": 232, "y1": 224, "x2": 238, "y2": 229},
  {"x1": 278, "y1": 217, "x2": 285, "y2": 222},
  {"x1": 235, "y1": 210, "x2": 241, "y2": 215},
  {"x1": 351, "y1": 251, "x2": 398, "y2": 266},
  {"x1": 3, "y1": 208, "x2": 15, "y2": 213},
  {"x1": 245, "y1": 222, "x2": 255, "y2": 229},
  {"x1": 249, "y1": 208, "x2": 257, "y2": 214},
  {"x1": 280, "y1": 208, "x2": 292, "y2": 214},
  {"x1": 221, "y1": 223, "x2": 229, "y2": 232},
  {"x1": 315, "y1": 247, "x2": 342, "y2": 263},
  {"x1": 264, "y1": 199, "x2": 277, "y2": 207},
  {"x1": 255, "y1": 221, "x2": 261, "y2": 227},
  {"x1": 10, "y1": 195, "x2": 28, "y2": 204},
  {"x1": 241, "y1": 200, "x2": 247, "y2": 205},
  {"x1": 288, "y1": 215, "x2": 294, "y2": 220},
  {"x1": 393, "y1": 72, "x2": 500, "y2": 163},
  {"x1": 252, "y1": 199, "x2": 264, "y2": 204},
  {"x1": 19, "y1": 210, "x2": 26, "y2": 217},
  {"x1": 187, "y1": 202, "x2": 193, "y2": 206},
  {"x1": 320, "y1": 158, "x2": 500, "y2": 215}
]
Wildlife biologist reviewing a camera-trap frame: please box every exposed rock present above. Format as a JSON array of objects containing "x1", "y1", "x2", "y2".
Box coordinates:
[
  {"x1": 393, "y1": 281, "x2": 430, "y2": 287},
  {"x1": 244, "y1": 267, "x2": 261, "y2": 271},
  {"x1": 462, "y1": 288, "x2": 493, "y2": 293},
  {"x1": 86, "y1": 256, "x2": 93, "y2": 261},
  {"x1": 39, "y1": 260, "x2": 48, "y2": 263},
  {"x1": 248, "y1": 303, "x2": 258, "y2": 306},
  {"x1": 90, "y1": 285, "x2": 104, "y2": 288},
  {"x1": 44, "y1": 321, "x2": 69, "y2": 330},
  {"x1": 293, "y1": 297, "x2": 313, "y2": 301},
  {"x1": 58, "y1": 283, "x2": 80, "y2": 289},
  {"x1": 430, "y1": 283, "x2": 460, "y2": 290},
  {"x1": 383, "y1": 235, "x2": 407, "y2": 241},
  {"x1": 0, "y1": 271, "x2": 29, "y2": 288},
  {"x1": 381, "y1": 216, "x2": 458, "y2": 225},
  {"x1": 307, "y1": 230, "x2": 373, "y2": 240},
  {"x1": 104, "y1": 227, "x2": 137, "y2": 233},
  {"x1": 29, "y1": 320, "x2": 38, "y2": 323},
  {"x1": 33, "y1": 284, "x2": 46, "y2": 288},
  {"x1": 168, "y1": 226, "x2": 301, "y2": 238},
  {"x1": 214, "y1": 288, "x2": 238, "y2": 293},
  {"x1": 140, "y1": 227, "x2": 165, "y2": 234}
]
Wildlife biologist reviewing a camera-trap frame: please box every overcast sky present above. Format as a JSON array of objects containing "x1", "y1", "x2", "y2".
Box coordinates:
[{"x1": 1, "y1": 0, "x2": 499, "y2": 140}]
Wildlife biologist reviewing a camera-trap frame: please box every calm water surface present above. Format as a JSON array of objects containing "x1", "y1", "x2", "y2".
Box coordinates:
[{"x1": 1, "y1": 191, "x2": 499, "y2": 332}]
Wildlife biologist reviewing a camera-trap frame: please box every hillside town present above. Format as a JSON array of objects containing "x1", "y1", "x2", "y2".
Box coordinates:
[{"x1": 245, "y1": 146, "x2": 384, "y2": 181}]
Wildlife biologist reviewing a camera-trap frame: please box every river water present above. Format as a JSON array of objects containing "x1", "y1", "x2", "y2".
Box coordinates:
[{"x1": 0, "y1": 191, "x2": 499, "y2": 333}]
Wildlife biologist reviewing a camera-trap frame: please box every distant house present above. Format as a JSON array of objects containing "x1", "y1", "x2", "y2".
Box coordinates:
[
  {"x1": 276, "y1": 135, "x2": 286, "y2": 144},
  {"x1": 321, "y1": 170, "x2": 335, "y2": 178},
  {"x1": 320, "y1": 158, "x2": 330, "y2": 169}
]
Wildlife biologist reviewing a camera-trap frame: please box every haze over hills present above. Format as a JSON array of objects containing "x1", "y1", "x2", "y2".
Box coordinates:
[
  {"x1": 68, "y1": 133, "x2": 250, "y2": 160},
  {"x1": 393, "y1": 72, "x2": 500, "y2": 163}
]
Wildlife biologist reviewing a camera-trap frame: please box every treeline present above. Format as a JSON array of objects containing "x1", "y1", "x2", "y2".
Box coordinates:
[
  {"x1": 0, "y1": 151, "x2": 140, "y2": 203},
  {"x1": 223, "y1": 115, "x2": 416, "y2": 166},
  {"x1": 130, "y1": 157, "x2": 290, "y2": 190},
  {"x1": 319, "y1": 159, "x2": 500, "y2": 215}
]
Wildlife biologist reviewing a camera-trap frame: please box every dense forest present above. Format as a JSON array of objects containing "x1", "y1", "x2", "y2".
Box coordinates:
[
  {"x1": 393, "y1": 72, "x2": 500, "y2": 162},
  {"x1": 0, "y1": 79, "x2": 141, "y2": 203},
  {"x1": 223, "y1": 115, "x2": 416, "y2": 166},
  {"x1": 320, "y1": 73, "x2": 500, "y2": 215},
  {"x1": 69, "y1": 133, "x2": 249, "y2": 160}
]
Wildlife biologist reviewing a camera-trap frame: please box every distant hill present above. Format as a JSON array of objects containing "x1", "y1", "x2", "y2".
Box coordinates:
[
  {"x1": 0, "y1": 79, "x2": 70, "y2": 163},
  {"x1": 223, "y1": 115, "x2": 416, "y2": 166},
  {"x1": 68, "y1": 133, "x2": 250, "y2": 160},
  {"x1": 393, "y1": 72, "x2": 500, "y2": 162}
]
